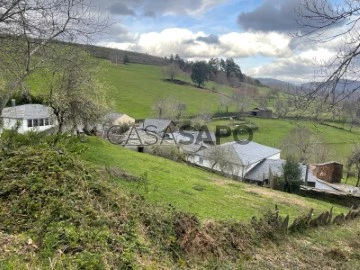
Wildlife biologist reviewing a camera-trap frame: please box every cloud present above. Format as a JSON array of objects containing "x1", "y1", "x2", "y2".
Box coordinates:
[
  {"x1": 92, "y1": 0, "x2": 228, "y2": 17},
  {"x1": 109, "y1": 2, "x2": 136, "y2": 16},
  {"x1": 237, "y1": 0, "x2": 299, "y2": 32},
  {"x1": 196, "y1": 34, "x2": 220, "y2": 44},
  {"x1": 219, "y1": 32, "x2": 292, "y2": 58},
  {"x1": 97, "y1": 28, "x2": 293, "y2": 59},
  {"x1": 248, "y1": 47, "x2": 337, "y2": 82},
  {"x1": 143, "y1": 10, "x2": 156, "y2": 18}
]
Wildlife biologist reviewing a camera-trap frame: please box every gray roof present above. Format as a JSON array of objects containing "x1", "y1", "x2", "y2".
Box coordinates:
[
  {"x1": 245, "y1": 159, "x2": 318, "y2": 183},
  {"x1": 108, "y1": 127, "x2": 170, "y2": 146},
  {"x1": 1, "y1": 104, "x2": 53, "y2": 120},
  {"x1": 140, "y1": 119, "x2": 174, "y2": 134},
  {"x1": 170, "y1": 131, "x2": 216, "y2": 145},
  {"x1": 197, "y1": 141, "x2": 281, "y2": 167},
  {"x1": 180, "y1": 143, "x2": 208, "y2": 154}
]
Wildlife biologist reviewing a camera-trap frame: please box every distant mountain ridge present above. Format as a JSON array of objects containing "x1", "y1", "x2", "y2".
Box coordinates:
[
  {"x1": 256, "y1": 78, "x2": 295, "y2": 91},
  {"x1": 302, "y1": 79, "x2": 360, "y2": 94},
  {"x1": 78, "y1": 44, "x2": 167, "y2": 66}
]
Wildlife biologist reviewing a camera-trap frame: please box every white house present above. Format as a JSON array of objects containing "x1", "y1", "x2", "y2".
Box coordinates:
[
  {"x1": 188, "y1": 141, "x2": 281, "y2": 179},
  {"x1": 0, "y1": 104, "x2": 56, "y2": 134}
]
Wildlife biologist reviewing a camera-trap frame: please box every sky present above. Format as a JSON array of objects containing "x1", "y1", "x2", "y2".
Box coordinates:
[{"x1": 92, "y1": 0, "x2": 345, "y2": 83}]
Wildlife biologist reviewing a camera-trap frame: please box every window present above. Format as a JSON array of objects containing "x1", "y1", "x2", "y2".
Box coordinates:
[
  {"x1": 27, "y1": 119, "x2": 33, "y2": 127},
  {"x1": 39, "y1": 119, "x2": 44, "y2": 126},
  {"x1": 45, "y1": 118, "x2": 49, "y2": 126},
  {"x1": 33, "y1": 119, "x2": 38, "y2": 127}
]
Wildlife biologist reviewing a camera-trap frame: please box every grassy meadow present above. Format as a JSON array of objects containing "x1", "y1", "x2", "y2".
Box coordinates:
[
  {"x1": 27, "y1": 59, "x2": 262, "y2": 119},
  {"x1": 210, "y1": 117, "x2": 360, "y2": 165},
  {"x1": 81, "y1": 137, "x2": 347, "y2": 222}
]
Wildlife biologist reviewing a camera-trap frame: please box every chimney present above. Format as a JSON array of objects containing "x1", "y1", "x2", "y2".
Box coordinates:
[{"x1": 11, "y1": 99, "x2": 16, "y2": 107}]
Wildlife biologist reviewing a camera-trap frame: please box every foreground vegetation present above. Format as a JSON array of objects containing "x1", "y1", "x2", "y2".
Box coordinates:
[{"x1": 0, "y1": 133, "x2": 359, "y2": 269}]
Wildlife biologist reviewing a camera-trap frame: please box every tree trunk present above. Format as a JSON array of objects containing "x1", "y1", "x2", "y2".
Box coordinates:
[{"x1": 356, "y1": 171, "x2": 360, "y2": 187}]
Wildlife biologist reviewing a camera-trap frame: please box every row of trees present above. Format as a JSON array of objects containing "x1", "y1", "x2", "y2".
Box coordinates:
[{"x1": 163, "y1": 55, "x2": 247, "y2": 88}]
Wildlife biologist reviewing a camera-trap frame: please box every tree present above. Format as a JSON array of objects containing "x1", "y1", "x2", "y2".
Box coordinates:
[
  {"x1": 274, "y1": 94, "x2": 291, "y2": 118},
  {"x1": 123, "y1": 54, "x2": 130, "y2": 64},
  {"x1": 224, "y1": 58, "x2": 243, "y2": 86},
  {"x1": 162, "y1": 63, "x2": 180, "y2": 81},
  {"x1": 342, "y1": 97, "x2": 360, "y2": 132},
  {"x1": 208, "y1": 58, "x2": 220, "y2": 80},
  {"x1": 152, "y1": 96, "x2": 187, "y2": 120},
  {"x1": 282, "y1": 158, "x2": 303, "y2": 194},
  {"x1": 0, "y1": 0, "x2": 107, "y2": 115},
  {"x1": 207, "y1": 145, "x2": 236, "y2": 176},
  {"x1": 346, "y1": 146, "x2": 360, "y2": 187},
  {"x1": 233, "y1": 89, "x2": 248, "y2": 113},
  {"x1": 44, "y1": 46, "x2": 108, "y2": 134},
  {"x1": 295, "y1": 0, "x2": 360, "y2": 104},
  {"x1": 219, "y1": 95, "x2": 233, "y2": 113},
  {"x1": 191, "y1": 61, "x2": 209, "y2": 87},
  {"x1": 281, "y1": 126, "x2": 330, "y2": 164},
  {"x1": 191, "y1": 113, "x2": 212, "y2": 131}
]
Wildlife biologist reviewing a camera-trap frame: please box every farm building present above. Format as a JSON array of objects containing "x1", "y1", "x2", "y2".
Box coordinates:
[
  {"x1": 0, "y1": 104, "x2": 56, "y2": 134},
  {"x1": 188, "y1": 141, "x2": 281, "y2": 179},
  {"x1": 244, "y1": 159, "x2": 318, "y2": 187},
  {"x1": 105, "y1": 112, "x2": 135, "y2": 126},
  {"x1": 310, "y1": 162, "x2": 343, "y2": 184},
  {"x1": 250, "y1": 108, "x2": 273, "y2": 118}
]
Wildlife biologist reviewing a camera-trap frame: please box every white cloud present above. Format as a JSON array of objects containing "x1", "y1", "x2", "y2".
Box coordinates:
[
  {"x1": 219, "y1": 32, "x2": 292, "y2": 57},
  {"x1": 97, "y1": 28, "x2": 293, "y2": 59},
  {"x1": 248, "y1": 47, "x2": 337, "y2": 82},
  {"x1": 96, "y1": 27, "x2": 345, "y2": 82}
]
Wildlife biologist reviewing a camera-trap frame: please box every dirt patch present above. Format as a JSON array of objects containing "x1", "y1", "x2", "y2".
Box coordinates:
[{"x1": 208, "y1": 177, "x2": 229, "y2": 186}]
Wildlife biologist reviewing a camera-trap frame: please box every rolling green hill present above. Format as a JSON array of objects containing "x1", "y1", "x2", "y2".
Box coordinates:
[{"x1": 27, "y1": 56, "x2": 263, "y2": 119}]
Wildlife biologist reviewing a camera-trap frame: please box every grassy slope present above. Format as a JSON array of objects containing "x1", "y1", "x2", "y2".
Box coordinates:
[
  {"x1": 27, "y1": 59, "x2": 259, "y2": 119},
  {"x1": 81, "y1": 137, "x2": 347, "y2": 222},
  {"x1": 211, "y1": 118, "x2": 360, "y2": 165},
  {"x1": 97, "y1": 62, "x2": 244, "y2": 118}
]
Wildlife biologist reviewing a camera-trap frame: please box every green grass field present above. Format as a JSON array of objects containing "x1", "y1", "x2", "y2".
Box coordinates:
[
  {"x1": 210, "y1": 117, "x2": 360, "y2": 165},
  {"x1": 27, "y1": 59, "x2": 263, "y2": 119},
  {"x1": 81, "y1": 137, "x2": 347, "y2": 222}
]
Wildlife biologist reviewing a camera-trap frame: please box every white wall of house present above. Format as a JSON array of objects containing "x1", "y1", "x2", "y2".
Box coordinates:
[
  {"x1": 1, "y1": 117, "x2": 56, "y2": 134},
  {"x1": 267, "y1": 153, "x2": 281, "y2": 160}
]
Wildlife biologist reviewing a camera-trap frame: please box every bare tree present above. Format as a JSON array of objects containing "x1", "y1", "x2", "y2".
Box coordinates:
[
  {"x1": 274, "y1": 94, "x2": 291, "y2": 118},
  {"x1": 206, "y1": 145, "x2": 236, "y2": 175},
  {"x1": 281, "y1": 126, "x2": 330, "y2": 163},
  {"x1": 342, "y1": 98, "x2": 360, "y2": 132},
  {"x1": 295, "y1": 0, "x2": 360, "y2": 104},
  {"x1": 191, "y1": 113, "x2": 212, "y2": 131},
  {"x1": 219, "y1": 95, "x2": 233, "y2": 113},
  {"x1": 346, "y1": 145, "x2": 360, "y2": 187},
  {"x1": 44, "y1": 46, "x2": 108, "y2": 134},
  {"x1": 0, "y1": 0, "x2": 107, "y2": 114},
  {"x1": 162, "y1": 63, "x2": 180, "y2": 81},
  {"x1": 152, "y1": 96, "x2": 187, "y2": 120},
  {"x1": 232, "y1": 89, "x2": 248, "y2": 113}
]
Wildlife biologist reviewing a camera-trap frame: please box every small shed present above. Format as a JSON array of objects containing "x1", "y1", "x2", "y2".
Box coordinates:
[
  {"x1": 106, "y1": 112, "x2": 135, "y2": 126},
  {"x1": 310, "y1": 162, "x2": 343, "y2": 184},
  {"x1": 250, "y1": 108, "x2": 273, "y2": 119}
]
